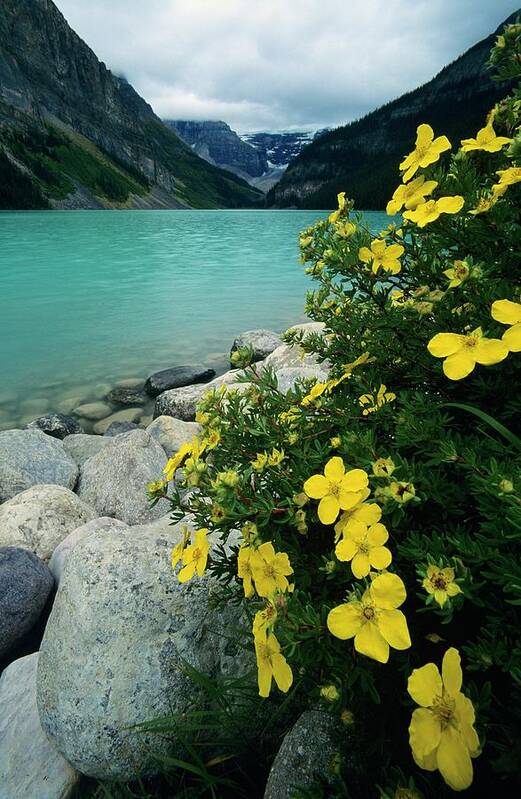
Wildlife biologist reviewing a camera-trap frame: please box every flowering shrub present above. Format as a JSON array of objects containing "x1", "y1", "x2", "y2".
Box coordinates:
[{"x1": 155, "y1": 26, "x2": 521, "y2": 797}]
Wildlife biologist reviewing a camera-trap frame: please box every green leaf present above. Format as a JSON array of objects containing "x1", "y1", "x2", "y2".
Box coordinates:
[{"x1": 441, "y1": 402, "x2": 521, "y2": 453}]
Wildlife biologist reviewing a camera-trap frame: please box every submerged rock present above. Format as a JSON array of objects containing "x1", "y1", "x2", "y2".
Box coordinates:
[
  {"x1": 146, "y1": 416, "x2": 201, "y2": 457},
  {"x1": 73, "y1": 401, "x2": 113, "y2": 420},
  {"x1": 26, "y1": 413, "x2": 83, "y2": 439},
  {"x1": 62, "y1": 433, "x2": 110, "y2": 465},
  {"x1": 92, "y1": 408, "x2": 142, "y2": 435},
  {"x1": 0, "y1": 653, "x2": 79, "y2": 799},
  {"x1": 49, "y1": 516, "x2": 128, "y2": 584},
  {"x1": 0, "y1": 547, "x2": 54, "y2": 659},
  {"x1": 0, "y1": 429, "x2": 78, "y2": 503},
  {"x1": 144, "y1": 364, "x2": 216, "y2": 397},
  {"x1": 106, "y1": 386, "x2": 147, "y2": 406},
  {"x1": 104, "y1": 420, "x2": 140, "y2": 436},
  {"x1": 231, "y1": 329, "x2": 281, "y2": 365}
]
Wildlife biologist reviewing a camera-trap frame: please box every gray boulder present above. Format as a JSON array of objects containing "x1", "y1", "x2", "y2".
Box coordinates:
[
  {"x1": 154, "y1": 369, "x2": 249, "y2": 421},
  {"x1": 145, "y1": 364, "x2": 216, "y2": 397},
  {"x1": 37, "y1": 523, "x2": 248, "y2": 780},
  {"x1": 0, "y1": 653, "x2": 79, "y2": 799},
  {"x1": 104, "y1": 420, "x2": 140, "y2": 436},
  {"x1": 275, "y1": 366, "x2": 330, "y2": 394},
  {"x1": 231, "y1": 329, "x2": 281, "y2": 365},
  {"x1": 92, "y1": 408, "x2": 142, "y2": 435},
  {"x1": 106, "y1": 387, "x2": 147, "y2": 406},
  {"x1": 26, "y1": 413, "x2": 83, "y2": 439},
  {"x1": 0, "y1": 547, "x2": 54, "y2": 659},
  {"x1": 77, "y1": 430, "x2": 168, "y2": 524},
  {"x1": 0, "y1": 485, "x2": 97, "y2": 562},
  {"x1": 264, "y1": 710, "x2": 344, "y2": 799},
  {"x1": 263, "y1": 322, "x2": 328, "y2": 371},
  {"x1": 49, "y1": 517, "x2": 128, "y2": 584},
  {"x1": 73, "y1": 402, "x2": 112, "y2": 421},
  {"x1": 0, "y1": 429, "x2": 78, "y2": 503},
  {"x1": 62, "y1": 433, "x2": 110, "y2": 466},
  {"x1": 146, "y1": 416, "x2": 201, "y2": 457}
]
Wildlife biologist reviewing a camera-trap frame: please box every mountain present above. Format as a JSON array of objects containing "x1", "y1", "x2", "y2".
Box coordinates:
[
  {"x1": 0, "y1": 0, "x2": 262, "y2": 210},
  {"x1": 241, "y1": 130, "x2": 328, "y2": 169},
  {"x1": 268, "y1": 12, "x2": 518, "y2": 210}
]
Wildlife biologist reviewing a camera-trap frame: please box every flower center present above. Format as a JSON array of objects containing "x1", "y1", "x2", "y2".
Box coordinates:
[
  {"x1": 362, "y1": 606, "x2": 375, "y2": 621},
  {"x1": 432, "y1": 695, "x2": 456, "y2": 729},
  {"x1": 358, "y1": 542, "x2": 370, "y2": 554},
  {"x1": 264, "y1": 564, "x2": 276, "y2": 579},
  {"x1": 432, "y1": 574, "x2": 447, "y2": 590},
  {"x1": 192, "y1": 547, "x2": 201, "y2": 560}
]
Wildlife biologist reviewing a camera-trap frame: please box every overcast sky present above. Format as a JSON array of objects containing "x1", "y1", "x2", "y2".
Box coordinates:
[{"x1": 54, "y1": 0, "x2": 517, "y2": 133}]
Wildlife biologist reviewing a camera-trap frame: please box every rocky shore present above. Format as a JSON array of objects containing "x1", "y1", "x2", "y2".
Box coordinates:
[{"x1": 0, "y1": 323, "x2": 333, "y2": 798}]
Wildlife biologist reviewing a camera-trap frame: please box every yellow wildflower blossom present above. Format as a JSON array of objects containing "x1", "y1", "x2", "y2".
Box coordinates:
[
  {"x1": 400, "y1": 124, "x2": 451, "y2": 182},
  {"x1": 408, "y1": 648, "x2": 480, "y2": 790},
  {"x1": 358, "y1": 384, "x2": 396, "y2": 415},
  {"x1": 327, "y1": 572, "x2": 411, "y2": 663},
  {"x1": 491, "y1": 166, "x2": 521, "y2": 198},
  {"x1": 250, "y1": 542, "x2": 293, "y2": 597},
  {"x1": 372, "y1": 457, "x2": 395, "y2": 478},
  {"x1": 147, "y1": 479, "x2": 167, "y2": 499},
  {"x1": 335, "y1": 520, "x2": 392, "y2": 578},
  {"x1": 268, "y1": 447, "x2": 285, "y2": 467},
  {"x1": 335, "y1": 221, "x2": 356, "y2": 238},
  {"x1": 320, "y1": 684, "x2": 340, "y2": 702},
  {"x1": 330, "y1": 436, "x2": 342, "y2": 448},
  {"x1": 252, "y1": 599, "x2": 278, "y2": 637},
  {"x1": 177, "y1": 529, "x2": 209, "y2": 583},
  {"x1": 254, "y1": 630, "x2": 293, "y2": 698},
  {"x1": 491, "y1": 298, "x2": 521, "y2": 352},
  {"x1": 423, "y1": 565, "x2": 462, "y2": 607},
  {"x1": 359, "y1": 239, "x2": 404, "y2": 275},
  {"x1": 210, "y1": 504, "x2": 226, "y2": 524},
  {"x1": 428, "y1": 327, "x2": 508, "y2": 380},
  {"x1": 335, "y1": 501, "x2": 381, "y2": 540},
  {"x1": 469, "y1": 194, "x2": 498, "y2": 215},
  {"x1": 237, "y1": 544, "x2": 255, "y2": 597},
  {"x1": 328, "y1": 191, "x2": 346, "y2": 223},
  {"x1": 461, "y1": 123, "x2": 511, "y2": 153},
  {"x1": 205, "y1": 428, "x2": 221, "y2": 450},
  {"x1": 403, "y1": 196, "x2": 464, "y2": 227},
  {"x1": 444, "y1": 259, "x2": 470, "y2": 287},
  {"x1": 386, "y1": 175, "x2": 438, "y2": 215},
  {"x1": 164, "y1": 441, "x2": 192, "y2": 481},
  {"x1": 171, "y1": 526, "x2": 191, "y2": 569},
  {"x1": 301, "y1": 381, "x2": 328, "y2": 406},
  {"x1": 388, "y1": 481, "x2": 416, "y2": 504},
  {"x1": 251, "y1": 452, "x2": 268, "y2": 472},
  {"x1": 304, "y1": 456, "x2": 369, "y2": 525}
]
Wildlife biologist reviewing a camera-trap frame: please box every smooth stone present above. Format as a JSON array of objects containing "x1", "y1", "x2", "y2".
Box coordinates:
[
  {"x1": 263, "y1": 322, "x2": 328, "y2": 371},
  {"x1": 93, "y1": 383, "x2": 111, "y2": 397},
  {"x1": 0, "y1": 485, "x2": 97, "y2": 562},
  {"x1": 92, "y1": 408, "x2": 143, "y2": 435},
  {"x1": 144, "y1": 364, "x2": 216, "y2": 397},
  {"x1": 264, "y1": 710, "x2": 344, "y2": 799},
  {"x1": 62, "y1": 433, "x2": 110, "y2": 466},
  {"x1": 114, "y1": 378, "x2": 145, "y2": 389},
  {"x1": 49, "y1": 517, "x2": 128, "y2": 584},
  {"x1": 19, "y1": 397, "x2": 50, "y2": 415},
  {"x1": 0, "y1": 547, "x2": 54, "y2": 659},
  {"x1": 37, "y1": 523, "x2": 247, "y2": 780},
  {"x1": 230, "y1": 329, "x2": 281, "y2": 365},
  {"x1": 26, "y1": 413, "x2": 83, "y2": 440},
  {"x1": 139, "y1": 414, "x2": 153, "y2": 427},
  {"x1": 104, "y1": 421, "x2": 140, "y2": 436},
  {"x1": 275, "y1": 365, "x2": 330, "y2": 394},
  {"x1": 146, "y1": 416, "x2": 201, "y2": 457},
  {"x1": 56, "y1": 397, "x2": 83, "y2": 415},
  {"x1": 73, "y1": 401, "x2": 113, "y2": 420},
  {"x1": 0, "y1": 653, "x2": 80, "y2": 798},
  {"x1": 0, "y1": 429, "x2": 78, "y2": 503},
  {"x1": 106, "y1": 387, "x2": 147, "y2": 406},
  {"x1": 77, "y1": 430, "x2": 167, "y2": 524},
  {"x1": 154, "y1": 369, "x2": 249, "y2": 421}
]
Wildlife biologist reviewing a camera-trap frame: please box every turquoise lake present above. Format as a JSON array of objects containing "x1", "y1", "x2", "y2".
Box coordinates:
[{"x1": 0, "y1": 209, "x2": 389, "y2": 429}]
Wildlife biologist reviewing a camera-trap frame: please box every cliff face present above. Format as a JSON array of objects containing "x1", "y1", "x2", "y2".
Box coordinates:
[
  {"x1": 0, "y1": 0, "x2": 262, "y2": 209},
  {"x1": 268, "y1": 12, "x2": 518, "y2": 209}
]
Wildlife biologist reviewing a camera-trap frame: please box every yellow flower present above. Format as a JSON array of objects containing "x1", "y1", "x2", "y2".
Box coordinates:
[
  {"x1": 205, "y1": 429, "x2": 221, "y2": 450},
  {"x1": 171, "y1": 526, "x2": 191, "y2": 569},
  {"x1": 400, "y1": 124, "x2": 451, "y2": 182},
  {"x1": 210, "y1": 504, "x2": 226, "y2": 524},
  {"x1": 359, "y1": 239, "x2": 404, "y2": 275},
  {"x1": 335, "y1": 520, "x2": 392, "y2": 578},
  {"x1": 335, "y1": 221, "x2": 356, "y2": 238},
  {"x1": 164, "y1": 441, "x2": 192, "y2": 481},
  {"x1": 300, "y1": 235, "x2": 313, "y2": 247},
  {"x1": 328, "y1": 191, "x2": 347, "y2": 223},
  {"x1": 268, "y1": 447, "x2": 285, "y2": 466},
  {"x1": 372, "y1": 457, "x2": 395, "y2": 478},
  {"x1": 237, "y1": 544, "x2": 255, "y2": 597},
  {"x1": 252, "y1": 599, "x2": 278, "y2": 637},
  {"x1": 444, "y1": 259, "x2": 470, "y2": 288},
  {"x1": 330, "y1": 436, "x2": 341, "y2": 448},
  {"x1": 428, "y1": 327, "x2": 508, "y2": 380},
  {"x1": 320, "y1": 684, "x2": 340, "y2": 702},
  {"x1": 461, "y1": 123, "x2": 511, "y2": 153},
  {"x1": 250, "y1": 542, "x2": 293, "y2": 597},
  {"x1": 335, "y1": 501, "x2": 381, "y2": 540},
  {"x1": 386, "y1": 175, "x2": 438, "y2": 215},
  {"x1": 491, "y1": 298, "x2": 521, "y2": 352},
  {"x1": 327, "y1": 572, "x2": 411, "y2": 663},
  {"x1": 403, "y1": 196, "x2": 464, "y2": 227},
  {"x1": 304, "y1": 456, "x2": 369, "y2": 525},
  {"x1": 358, "y1": 384, "x2": 396, "y2": 415},
  {"x1": 254, "y1": 630, "x2": 293, "y2": 698},
  {"x1": 388, "y1": 481, "x2": 415, "y2": 504},
  {"x1": 147, "y1": 479, "x2": 167, "y2": 498},
  {"x1": 408, "y1": 648, "x2": 480, "y2": 791},
  {"x1": 423, "y1": 565, "x2": 462, "y2": 607},
  {"x1": 491, "y1": 166, "x2": 521, "y2": 198},
  {"x1": 469, "y1": 194, "x2": 498, "y2": 215},
  {"x1": 250, "y1": 452, "x2": 268, "y2": 472},
  {"x1": 177, "y1": 529, "x2": 210, "y2": 583},
  {"x1": 301, "y1": 381, "x2": 328, "y2": 406}
]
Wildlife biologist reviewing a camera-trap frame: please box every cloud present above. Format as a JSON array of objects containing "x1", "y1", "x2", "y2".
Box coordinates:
[{"x1": 55, "y1": 0, "x2": 518, "y2": 131}]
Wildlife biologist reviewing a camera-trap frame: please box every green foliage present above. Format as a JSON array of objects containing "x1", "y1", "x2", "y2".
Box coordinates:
[{"x1": 0, "y1": 149, "x2": 49, "y2": 209}]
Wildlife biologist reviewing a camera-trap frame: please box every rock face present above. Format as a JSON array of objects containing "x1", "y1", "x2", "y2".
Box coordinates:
[
  {"x1": 62, "y1": 433, "x2": 110, "y2": 466},
  {"x1": 49, "y1": 516, "x2": 128, "y2": 584},
  {"x1": 264, "y1": 711, "x2": 344, "y2": 799},
  {"x1": 231, "y1": 329, "x2": 281, "y2": 364},
  {"x1": 145, "y1": 365, "x2": 216, "y2": 397},
  {"x1": 146, "y1": 416, "x2": 201, "y2": 457},
  {"x1": 154, "y1": 369, "x2": 247, "y2": 421},
  {"x1": 0, "y1": 653, "x2": 79, "y2": 799},
  {"x1": 37, "y1": 523, "x2": 247, "y2": 780},
  {"x1": 0, "y1": 547, "x2": 54, "y2": 659},
  {"x1": 77, "y1": 430, "x2": 168, "y2": 524},
  {"x1": 0, "y1": 485, "x2": 97, "y2": 562},
  {"x1": 26, "y1": 413, "x2": 83, "y2": 439},
  {"x1": 0, "y1": 429, "x2": 78, "y2": 502}
]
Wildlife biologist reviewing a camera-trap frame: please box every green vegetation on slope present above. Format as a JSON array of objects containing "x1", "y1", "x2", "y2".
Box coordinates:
[{"x1": 0, "y1": 150, "x2": 49, "y2": 210}]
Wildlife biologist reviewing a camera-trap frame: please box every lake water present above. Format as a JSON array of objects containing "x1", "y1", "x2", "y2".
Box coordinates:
[{"x1": 0, "y1": 209, "x2": 389, "y2": 430}]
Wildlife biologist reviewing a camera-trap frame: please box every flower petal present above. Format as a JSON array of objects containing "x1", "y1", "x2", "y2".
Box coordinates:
[
  {"x1": 318, "y1": 494, "x2": 340, "y2": 524},
  {"x1": 416, "y1": 123, "x2": 434, "y2": 148},
  {"x1": 327, "y1": 603, "x2": 362, "y2": 640},
  {"x1": 442, "y1": 647, "x2": 462, "y2": 696},
  {"x1": 351, "y1": 552, "x2": 371, "y2": 578},
  {"x1": 436, "y1": 727, "x2": 474, "y2": 791},
  {"x1": 428, "y1": 333, "x2": 463, "y2": 357},
  {"x1": 474, "y1": 338, "x2": 508, "y2": 365},
  {"x1": 408, "y1": 663, "x2": 442, "y2": 707},
  {"x1": 324, "y1": 456, "x2": 345, "y2": 481},
  {"x1": 436, "y1": 195, "x2": 464, "y2": 214},
  {"x1": 367, "y1": 523, "x2": 388, "y2": 546},
  {"x1": 369, "y1": 545, "x2": 392, "y2": 571},
  {"x1": 354, "y1": 503, "x2": 382, "y2": 525},
  {"x1": 335, "y1": 537, "x2": 357, "y2": 562},
  {"x1": 338, "y1": 490, "x2": 366, "y2": 510},
  {"x1": 491, "y1": 299, "x2": 521, "y2": 325},
  {"x1": 409, "y1": 707, "x2": 441, "y2": 759},
  {"x1": 503, "y1": 322, "x2": 521, "y2": 352},
  {"x1": 354, "y1": 622, "x2": 389, "y2": 663},
  {"x1": 378, "y1": 609, "x2": 411, "y2": 650},
  {"x1": 304, "y1": 474, "x2": 329, "y2": 499},
  {"x1": 271, "y1": 653, "x2": 293, "y2": 693},
  {"x1": 342, "y1": 468, "x2": 369, "y2": 492},
  {"x1": 358, "y1": 246, "x2": 372, "y2": 263},
  {"x1": 370, "y1": 572, "x2": 407, "y2": 609},
  {"x1": 443, "y1": 351, "x2": 476, "y2": 380}
]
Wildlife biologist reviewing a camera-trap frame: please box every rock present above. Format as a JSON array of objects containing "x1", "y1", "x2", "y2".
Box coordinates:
[
  {"x1": 19, "y1": 397, "x2": 50, "y2": 416},
  {"x1": 49, "y1": 517, "x2": 128, "y2": 584},
  {"x1": 56, "y1": 397, "x2": 83, "y2": 415},
  {"x1": 37, "y1": 523, "x2": 247, "y2": 780},
  {"x1": 139, "y1": 414, "x2": 153, "y2": 427},
  {"x1": 114, "y1": 378, "x2": 145, "y2": 389},
  {"x1": 104, "y1": 421, "x2": 140, "y2": 436},
  {"x1": 26, "y1": 413, "x2": 83, "y2": 439},
  {"x1": 0, "y1": 547, "x2": 54, "y2": 659},
  {"x1": 154, "y1": 370, "x2": 249, "y2": 421},
  {"x1": 62, "y1": 433, "x2": 110, "y2": 466},
  {"x1": 92, "y1": 408, "x2": 143, "y2": 435},
  {"x1": 106, "y1": 387, "x2": 147, "y2": 406},
  {"x1": 0, "y1": 653, "x2": 80, "y2": 798},
  {"x1": 146, "y1": 416, "x2": 201, "y2": 457},
  {"x1": 274, "y1": 366, "x2": 330, "y2": 394},
  {"x1": 231, "y1": 329, "x2": 281, "y2": 365},
  {"x1": 264, "y1": 711, "x2": 344, "y2": 799},
  {"x1": 73, "y1": 401, "x2": 113, "y2": 420},
  {"x1": 144, "y1": 364, "x2": 216, "y2": 397},
  {"x1": 0, "y1": 485, "x2": 97, "y2": 562},
  {"x1": 263, "y1": 322, "x2": 328, "y2": 371},
  {"x1": 77, "y1": 430, "x2": 167, "y2": 524},
  {"x1": 0, "y1": 429, "x2": 78, "y2": 503},
  {"x1": 93, "y1": 383, "x2": 111, "y2": 397}
]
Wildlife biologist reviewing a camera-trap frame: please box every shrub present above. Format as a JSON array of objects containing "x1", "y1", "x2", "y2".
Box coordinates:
[{"x1": 157, "y1": 26, "x2": 521, "y2": 797}]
